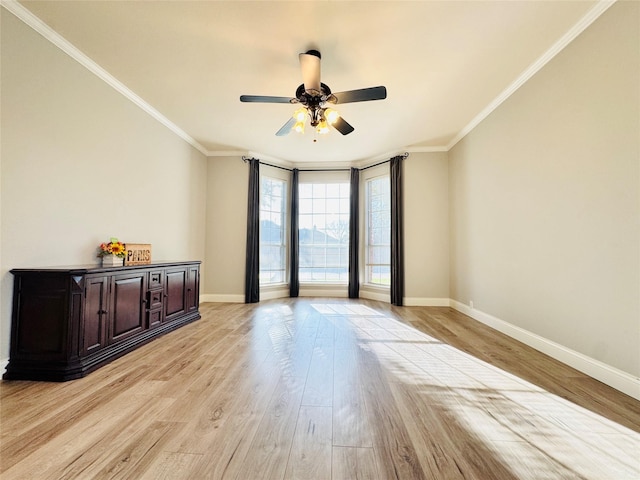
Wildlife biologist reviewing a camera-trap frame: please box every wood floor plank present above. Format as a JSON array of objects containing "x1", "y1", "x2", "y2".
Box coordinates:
[
  {"x1": 88, "y1": 421, "x2": 183, "y2": 480},
  {"x1": 1, "y1": 298, "x2": 638, "y2": 480},
  {"x1": 332, "y1": 446, "x2": 380, "y2": 480},
  {"x1": 301, "y1": 345, "x2": 334, "y2": 407},
  {"x1": 1, "y1": 392, "x2": 175, "y2": 479},
  {"x1": 229, "y1": 375, "x2": 305, "y2": 480},
  {"x1": 332, "y1": 380, "x2": 374, "y2": 448},
  {"x1": 184, "y1": 366, "x2": 282, "y2": 479},
  {"x1": 0, "y1": 365, "x2": 154, "y2": 473},
  {"x1": 138, "y1": 452, "x2": 203, "y2": 480},
  {"x1": 162, "y1": 349, "x2": 276, "y2": 455},
  {"x1": 284, "y1": 405, "x2": 333, "y2": 480},
  {"x1": 359, "y1": 345, "x2": 428, "y2": 479}
]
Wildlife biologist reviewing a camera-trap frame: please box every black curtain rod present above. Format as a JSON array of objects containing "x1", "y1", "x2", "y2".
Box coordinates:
[{"x1": 242, "y1": 152, "x2": 408, "y2": 172}]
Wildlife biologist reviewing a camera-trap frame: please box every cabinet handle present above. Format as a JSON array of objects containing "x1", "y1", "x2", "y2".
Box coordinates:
[{"x1": 99, "y1": 309, "x2": 108, "y2": 315}]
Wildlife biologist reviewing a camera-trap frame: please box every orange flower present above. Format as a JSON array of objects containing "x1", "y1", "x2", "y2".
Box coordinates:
[
  {"x1": 110, "y1": 242, "x2": 125, "y2": 255},
  {"x1": 98, "y1": 238, "x2": 126, "y2": 258}
]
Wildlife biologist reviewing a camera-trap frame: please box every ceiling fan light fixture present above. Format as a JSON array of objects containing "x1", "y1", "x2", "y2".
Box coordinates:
[
  {"x1": 317, "y1": 119, "x2": 330, "y2": 135},
  {"x1": 293, "y1": 108, "x2": 307, "y2": 122},
  {"x1": 240, "y1": 50, "x2": 385, "y2": 137},
  {"x1": 293, "y1": 120, "x2": 306, "y2": 134},
  {"x1": 325, "y1": 108, "x2": 340, "y2": 125}
]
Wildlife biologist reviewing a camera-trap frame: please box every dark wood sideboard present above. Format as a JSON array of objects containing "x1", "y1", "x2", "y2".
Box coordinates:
[{"x1": 4, "y1": 261, "x2": 201, "y2": 381}]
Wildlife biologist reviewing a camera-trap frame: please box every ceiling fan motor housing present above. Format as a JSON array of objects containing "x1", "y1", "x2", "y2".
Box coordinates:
[{"x1": 296, "y1": 82, "x2": 333, "y2": 126}]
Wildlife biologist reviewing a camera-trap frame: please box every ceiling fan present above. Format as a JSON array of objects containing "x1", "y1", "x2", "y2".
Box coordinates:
[{"x1": 240, "y1": 50, "x2": 387, "y2": 137}]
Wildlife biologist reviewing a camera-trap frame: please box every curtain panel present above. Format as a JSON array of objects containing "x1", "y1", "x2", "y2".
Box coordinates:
[
  {"x1": 244, "y1": 158, "x2": 260, "y2": 303},
  {"x1": 348, "y1": 167, "x2": 360, "y2": 298},
  {"x1": 390, "y1": 156, "x2": 405, "y2": 306},
  {"x1": 289, "y1": 168, "x2": 300, "y2": 297}
]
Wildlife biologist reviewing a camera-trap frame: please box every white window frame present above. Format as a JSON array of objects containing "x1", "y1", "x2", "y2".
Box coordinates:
[
  {"x1": 298, "y1": 171, "x2": 351, "y2": 285},
  {"x1": 259, "y1": 168, "x2": 289, "y2": 286},
  {"x1": 362, "y1": 166, "x2": 391, "y2": 288}
]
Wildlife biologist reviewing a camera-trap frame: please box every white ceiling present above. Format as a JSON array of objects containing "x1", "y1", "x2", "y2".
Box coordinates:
[{"x1": 14, "y1": 0, "x2": 607, "y2": 164}]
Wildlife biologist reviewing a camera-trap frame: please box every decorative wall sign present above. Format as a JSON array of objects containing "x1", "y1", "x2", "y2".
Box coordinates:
[{"x1": 124, "y1": 243, "x2": 152, "y2": 265}]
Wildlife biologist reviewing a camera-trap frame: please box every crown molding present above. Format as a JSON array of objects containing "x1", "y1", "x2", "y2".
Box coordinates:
[
  {"x1": 206, "y1": 150, "x2": 248, "y2": 157},
  {"x1": 446, "y1": 0, "x2": 617, "y2": 151},
  {"x1": 406, "y1": 145, "x2": 448, "y2": 153},
  {"x1": 1, "y1": 0, "x2": 210, "y2": 157}
]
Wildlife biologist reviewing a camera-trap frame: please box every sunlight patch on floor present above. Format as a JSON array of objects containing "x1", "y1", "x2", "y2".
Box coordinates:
[{"x1": 310, "y1": 302, "x2": 640, "y2": 479}]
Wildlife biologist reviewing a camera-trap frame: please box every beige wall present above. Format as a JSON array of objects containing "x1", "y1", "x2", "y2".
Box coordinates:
[
  {"x1": 204, "y1": 156, "x2": 248, "y2": 301},
  {"x1": 449, "y1": 2, "x2": 639, "y2": 376},
  {"x1": 204, "y1": 155, "x2": 450, "y2": 303},
  {"x1": 0, "y1": 12, "x2": 208, "y2": 360},
  {"x1": 404, "y1": 152, "x2": 450, "y2": 303}
]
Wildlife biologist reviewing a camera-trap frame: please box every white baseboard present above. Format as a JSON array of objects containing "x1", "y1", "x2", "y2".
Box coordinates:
[
  {"x1": 360, "y1": 290, "x2": 389, "y2": 302},
  {"x1": 404, "y1": 297, "x2": 450, "y2": 307},
  {"x1": 260, "y1": 288, "x2": 290, "y2": 301},
  {"x1": 200, "y1": 294, "x2": 244, "y2": 303},
  {"x1": 0, "y1": 358, "x2": 8, "y2": 376},
  {"x1": 449, "y1": 300, "x2": 640, "y2": 401},
  {"x1": 299, "y1": 288, "x2": 348, "y2": 298}
]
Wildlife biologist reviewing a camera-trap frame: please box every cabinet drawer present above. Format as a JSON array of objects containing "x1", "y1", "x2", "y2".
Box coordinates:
[
  {"x1": 148, "y1": 270, "x2": 163, "y2": 289},
  {"x1": 147, "y1": 309, "x2": 162, "y2": 329},
  {"x1": 148, "y1": 289, "x2": 163, "y2": 310}
]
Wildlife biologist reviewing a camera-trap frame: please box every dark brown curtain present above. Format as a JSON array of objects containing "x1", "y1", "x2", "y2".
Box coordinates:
[
  {"x1": 348, "y1": 167, "x2": 360, "y2": 298},
  {"x1": 244, "y1": 158, "x2": 260, "y2": 303},
  {"x1": 289, "y1": 168, "x2": 300, "y2": 297},
  {"x1": 390, "y1": 156, "x2": 404, "y2": 306}
]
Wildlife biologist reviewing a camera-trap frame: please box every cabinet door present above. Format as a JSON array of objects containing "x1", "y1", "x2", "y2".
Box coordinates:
[
  {"x1": 186, "y1": 265, "x2": 199, "y2": 313},
  {"x1": 83, "y1": 276, "x2": 108, "y2": 355},
  {"x1": 165, "y1": 268, "x2": 187, "y2": 322},
  {"x1": 109, "y1": 272, "x2": 146, "y2": 343}
]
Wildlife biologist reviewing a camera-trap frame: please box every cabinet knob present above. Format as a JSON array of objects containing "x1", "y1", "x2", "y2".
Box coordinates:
[{"x1": 99, "y1": 309, "x2": 108, "y2": 315}]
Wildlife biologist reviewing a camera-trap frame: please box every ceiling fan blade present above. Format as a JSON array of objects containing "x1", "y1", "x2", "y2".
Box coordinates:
[
  {"x1": 299, "y1": 50, "x2": 321, "y2": 93},
  {"x1": 276, "y1": 117, "x2": 296, "y2": 136},
  {"x1": 240, "y1": 95, "x2": 295, "y2": 104},
  {"x1": 332, "y1": 117, "x2": 355, "y2": 135},
  {"x1": 330, "y1": 86, "x2": 387, "y2": 104}
]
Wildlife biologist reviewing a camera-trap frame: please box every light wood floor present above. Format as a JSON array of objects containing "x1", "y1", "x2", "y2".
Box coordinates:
[{"x1": 1, "y1": 299, "x2": 639, "y2": 479}]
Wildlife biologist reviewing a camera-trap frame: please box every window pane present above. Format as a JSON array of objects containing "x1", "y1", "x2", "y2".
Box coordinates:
[
  {"x1": 260, "y1": 176, "x2": 287, "y2": 285},
  {"x1": 312, "y1": 198, "x2": 325, "y2": 213},
  {"x1": 312, "y1": 184, "x2": 326, "y2": 197},
  {"x1": 366, "y1": 176, "x2": 390, "y2": 286},
  {"x1": 299, "y1": 184, "x2": 311, "y2": 198},
  {"x1": 326, "y1": 184, "x2": 340, "y2": 197},
  {"x1": 299, "y1": 198, "x2": 312, "y2": 214},
  {"x1": 298, "y1": 181, "x2": 350, "y2": 284}
]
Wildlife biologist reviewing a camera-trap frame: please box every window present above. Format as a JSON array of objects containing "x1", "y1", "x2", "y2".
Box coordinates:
[
  {"x1": 299, "y1": 182, "x2": 350, "y2": 283},
  {"x1": 366, "y1": 175, "x2": 390, "y2": 286},
  {"x1": 260, "y1": 176, "x2": 287, "y2": 284}
]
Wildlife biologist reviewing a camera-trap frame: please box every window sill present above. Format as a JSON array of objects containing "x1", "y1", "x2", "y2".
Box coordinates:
[
  {"x1": 260, "y1": 283, "x2": 289, "y2": 291},
  {"x1": 362, "y1": 283, "x2": 390, "y2": 291}
]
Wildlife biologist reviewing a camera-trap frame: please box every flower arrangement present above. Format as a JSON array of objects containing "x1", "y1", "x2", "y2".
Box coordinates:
[{"x1": 98, "y1": 237, "x2": 126, "y2": 258}]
